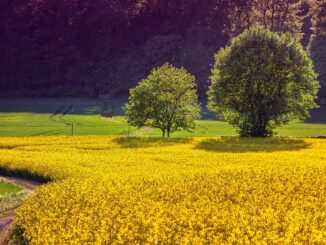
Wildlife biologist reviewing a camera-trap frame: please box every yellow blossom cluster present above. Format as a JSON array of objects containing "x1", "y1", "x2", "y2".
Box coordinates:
[{"x1": 0, "y1": 137, "x2": 325, "y2": 244}]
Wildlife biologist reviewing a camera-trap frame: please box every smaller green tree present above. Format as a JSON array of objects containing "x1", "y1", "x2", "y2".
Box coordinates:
[
  {"x1": 124, "y1": 63, "x2": 201, "y2": 137},
  {"x1": 208, "y1": 27, "x2": 320, "y2": 137}
]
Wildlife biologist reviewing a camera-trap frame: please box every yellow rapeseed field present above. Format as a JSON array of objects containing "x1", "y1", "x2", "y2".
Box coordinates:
[{"x1": 0, "y1": 136, "x2": 325, "y2": 244}]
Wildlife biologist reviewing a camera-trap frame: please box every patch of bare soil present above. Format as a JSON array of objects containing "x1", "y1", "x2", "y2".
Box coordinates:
[{"x1": 0, "y1": 216, "x2": 15, "y2": 244}]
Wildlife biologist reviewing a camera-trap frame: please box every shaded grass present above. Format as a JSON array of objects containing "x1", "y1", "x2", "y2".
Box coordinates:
[
  {"x1": 114, "y1": 137, "x2": 193, "y2": 148},
  {"x1": 194, "y1": 137, "x2": 311, "y2": 153}
]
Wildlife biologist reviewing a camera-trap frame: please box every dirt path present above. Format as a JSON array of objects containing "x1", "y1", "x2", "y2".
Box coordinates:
[
  {"x1": 0, "y1": 216, "x2": 15, "y2": 244},
  {"x1": 0, "y1": 176, "x2": 40, "y2": 244}
]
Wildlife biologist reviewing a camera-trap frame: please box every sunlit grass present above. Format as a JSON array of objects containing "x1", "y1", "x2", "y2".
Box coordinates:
[
  {"x1": 0, "y1": 181, "x2": 21, "y2": 195},
  {"x1": 0, "y1": 98, "x2": 325, "y2": 137}
]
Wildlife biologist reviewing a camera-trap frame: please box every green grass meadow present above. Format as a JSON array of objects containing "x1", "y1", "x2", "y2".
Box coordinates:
[
  {"x1": 0, "y1": 181, "x2": 21, "y2": 195},
  {"x1": 0, "y1": 98, "x2": 325, "y2": 137}
]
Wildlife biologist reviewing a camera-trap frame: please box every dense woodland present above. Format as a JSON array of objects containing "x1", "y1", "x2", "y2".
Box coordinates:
[{"x1": 0, "y1": 0, "x2": 325, "y2": 98}]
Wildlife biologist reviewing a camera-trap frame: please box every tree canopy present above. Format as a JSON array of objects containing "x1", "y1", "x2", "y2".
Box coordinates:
[
  {"x1": 124, "y1": 63, "x2": 201, "y2": 137},
  {"x1": 208, "y1": 28, "x2": 319, "y2": 137}
]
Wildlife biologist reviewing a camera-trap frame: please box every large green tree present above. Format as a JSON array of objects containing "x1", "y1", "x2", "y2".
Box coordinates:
[
  {"x1": 124, "y1": 63, "x2": 201, "y2": 137},
  {"x1": 208, "y1": 28, "x2": 319, "y2": 137}
]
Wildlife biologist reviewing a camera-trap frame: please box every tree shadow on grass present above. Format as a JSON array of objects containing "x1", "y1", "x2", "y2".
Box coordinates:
[
  {"x1": 113, "y1": 137, "x2": 192, "y2": 148},
  {"x1": 194, "y1": 137, "x2": 311, "y2": 153}
]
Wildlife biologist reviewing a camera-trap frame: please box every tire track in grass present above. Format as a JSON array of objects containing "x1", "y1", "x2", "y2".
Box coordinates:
[{"x1": 51, "y1": 105, "x2": 94, "y2": 127}]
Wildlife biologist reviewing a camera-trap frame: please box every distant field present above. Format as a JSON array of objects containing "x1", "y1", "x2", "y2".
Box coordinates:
[
  {"x1": 0, "y1": 98, "x2": 132, "y2": 136},
  {"x1": 0, "y1": 98, "x2": 325, "y2": 137}
]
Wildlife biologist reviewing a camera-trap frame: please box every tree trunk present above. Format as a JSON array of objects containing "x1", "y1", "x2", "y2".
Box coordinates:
[
  {"x1": 162, "y1": 128, "x2": 166, "y2": 138},
  {"x1": 250, "y1": 116, "x2": 269, "y2": 137},
  {"x1": 167, "y1": 122, "x2": 171, "y2": 138}
]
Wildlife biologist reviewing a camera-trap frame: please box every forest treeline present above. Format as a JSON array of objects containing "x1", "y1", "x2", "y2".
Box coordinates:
[{"x1": 0, "y1": 0, "x2": 325, "y2": 98}]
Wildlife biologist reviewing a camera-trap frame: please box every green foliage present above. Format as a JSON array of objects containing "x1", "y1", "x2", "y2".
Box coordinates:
[
  {"x1": 124, "y1": 63, "x2": 201, "y2": 137},
  {"x1": 11, "y1": 225, "x2": 28, "y2": 245},
  {"x1": 208, "y1": 27, "x2": 320, "y2": 137}
]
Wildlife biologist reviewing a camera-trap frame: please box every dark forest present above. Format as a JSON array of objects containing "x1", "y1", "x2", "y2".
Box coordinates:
[{"x1": 0, "y1": 0, "x2": 325, "y2": 98}]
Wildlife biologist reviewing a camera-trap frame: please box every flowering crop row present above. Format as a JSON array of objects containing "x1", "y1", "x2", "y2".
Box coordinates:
[{"x1": 0, "y1": 137, "x2": 325, "y2": 244}]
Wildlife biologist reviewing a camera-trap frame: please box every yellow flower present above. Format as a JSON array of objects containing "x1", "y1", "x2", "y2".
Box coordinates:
[{"x1": 0, "y1": 136, "x2": 324, "y2": 244}]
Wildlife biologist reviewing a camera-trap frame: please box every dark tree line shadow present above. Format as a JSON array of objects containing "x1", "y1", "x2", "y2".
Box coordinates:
[
  {"x1": 0, "y1": 98, "x2": 101, "y2": 115},
  {"x1": 113, "y1": 137, "x2": 193, "y2": 148},
  {"x1": 194, "y1": 137, "x2": 311, "y2": 153},
  {"x1": 113, "y1": 136, "x2": 311, "y2": 152}
]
